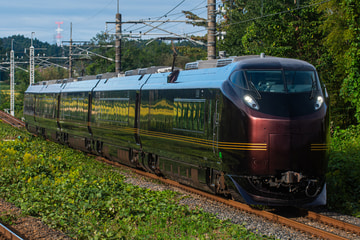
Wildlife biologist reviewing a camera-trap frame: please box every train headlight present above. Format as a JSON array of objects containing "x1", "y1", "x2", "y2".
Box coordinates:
[
  {"x1": 314, "y1": 96, "x2": 324, "y2": 110},
  {"x1": 244, "y1": 95, "x2": 259, "y2": 110}
]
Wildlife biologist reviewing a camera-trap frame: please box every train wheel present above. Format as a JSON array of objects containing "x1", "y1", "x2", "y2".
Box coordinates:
[
  {"x1": 215, "y1": 172, "x2": 230, "y2": 196},
  {"x1": 96, "y1": 141, "x2": 103, "y2": 154},
  {"x1": 130, "y1": 149, "x2": 140, "y2": 168},
  {"x1": 207, "y1": 168, "x2": 230, "y2": 197},
  {"x1": 148, "y1": 154, "x2": 162, "y2": 176},
  {"x1": 56, "y1": 132, "x2": 61, "y2": 142},
  {"x1": 85, "y1": 138, "x2": 92, "y2": 152}
]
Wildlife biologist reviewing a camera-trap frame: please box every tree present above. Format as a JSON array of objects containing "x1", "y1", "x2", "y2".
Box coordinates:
[
  {"x1": 218, "y1": 0, "x2": 359, "y2": 127},
  {"x1": 35, "y1": 67, "x2": 68, "y2": 82},
  {"x1": 318, "y1": 0, "x2": 360, "y2": 123},
  {"x1": 219, "y1": 0, "x2": 324, "y2": 61},
  {"x1": 84, "y1": 32, "x2": 116, "y2": 75}
]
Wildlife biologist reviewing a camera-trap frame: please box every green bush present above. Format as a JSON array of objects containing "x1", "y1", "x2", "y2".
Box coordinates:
[
  {"x1": 328, "y1": 125, "x2": 360, "y2": 216},
  {"x1": 0, "y1": 123, "x2": 272, "y2": 239},
  {"x1": 0, "y1": 120, "x2": 29, "y2": 140}
]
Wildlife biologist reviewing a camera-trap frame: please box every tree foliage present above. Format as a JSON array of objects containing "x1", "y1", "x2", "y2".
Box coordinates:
[
  {"x1": 0, "y1": 33, "x2": 206, "y2": 117},
  {"x1": 2, "y1": 1, "x2": 359, "y2": 128},
  {"x1": 318, "y1": 0, "x2": 360, "y2": 122},
  {"x1": 85, "y1": 33, "x2": 206, "y2": 75},
  {"x1": 218, "y1": 0, "x2": 360, "y2": 127}
]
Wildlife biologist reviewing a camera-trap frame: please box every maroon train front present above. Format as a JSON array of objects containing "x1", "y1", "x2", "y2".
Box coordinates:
[
  {"x1": 219, "y1": 55, "x2": 329, "y2": 205},
  {"x1": 24, "y1": 54, "x2": 329, "y2": 206}
]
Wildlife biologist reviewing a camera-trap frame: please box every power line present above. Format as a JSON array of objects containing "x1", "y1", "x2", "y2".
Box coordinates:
[
  {"x1": 124, "y1": 0, "x2": 187, "y2": 33},
  {"x1": 124, "y1": 0, "x2": 206, "y2": 35},
  {"x1": 221, "y1": 0, "x2": 330, "y2": 27},
  {"x1": 161, "y1": 0, "x2": 186, "y2": 18}
]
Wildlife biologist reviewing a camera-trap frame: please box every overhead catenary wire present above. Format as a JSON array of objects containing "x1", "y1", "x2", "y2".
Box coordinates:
[
  {"x1": 220, "y1": 0, "x2": 330, "y2": 28},
  {"x1": 124, "y1": 0, "x2": 187, "y2": 33},
  {"x1": 124, "y1": 0, "x2": 207, "y2": 36}
]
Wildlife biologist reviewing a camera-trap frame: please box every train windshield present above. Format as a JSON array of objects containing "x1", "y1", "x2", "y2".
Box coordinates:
[{"x1": 243, "y1": 70, "x2": 316, "y2": 93}]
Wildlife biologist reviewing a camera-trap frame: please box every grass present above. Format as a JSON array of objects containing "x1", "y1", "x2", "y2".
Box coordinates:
[
  {"x1": 1, "y1": 120, "x2": 359, "y2": 239},
  {"x1": 0, "y1": 122, "x2": 273, "y2": 239},
  {"x1": 327, "y1": 125, "x2": 360, "y2": 217}
]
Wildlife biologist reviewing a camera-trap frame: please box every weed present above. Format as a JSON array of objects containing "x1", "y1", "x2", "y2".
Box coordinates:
[{"x1": 0, "y1": 122, "x2": 273, "y2": 239}]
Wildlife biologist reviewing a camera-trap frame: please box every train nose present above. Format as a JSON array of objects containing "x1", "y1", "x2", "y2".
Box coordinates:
[
  {"x1": 249, "y1": 115, "x2": 328, "y2": 176},
  {"x1": 268, "y1": 133, "x2": 305, "y2": 173}
]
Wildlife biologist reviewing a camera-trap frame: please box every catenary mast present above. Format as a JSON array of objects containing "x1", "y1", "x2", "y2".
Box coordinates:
[
  {"x1": 29, "y1": 32, "x2": 35, "y2": 85},
  {"x1": 10, "y1": 40, "x2": 14, "y2": 116}
]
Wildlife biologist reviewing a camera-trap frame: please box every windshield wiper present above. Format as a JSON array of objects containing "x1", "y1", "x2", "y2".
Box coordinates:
[
  {"x1": 249, "y1": 80, "x2": 261, "y2": 99},
  {"x1": 309, "y1": 80, "x2": 316, "y2": 99}
]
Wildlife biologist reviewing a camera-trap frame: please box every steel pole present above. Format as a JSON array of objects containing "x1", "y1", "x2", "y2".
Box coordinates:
[{"x1": 10, "y1": 40, "x2": 15, "y2": 116}]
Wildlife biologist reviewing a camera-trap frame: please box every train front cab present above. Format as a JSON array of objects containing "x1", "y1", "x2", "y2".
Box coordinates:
[{"x1": 220, "y1": 58, "x2": 329, "y2": 206}]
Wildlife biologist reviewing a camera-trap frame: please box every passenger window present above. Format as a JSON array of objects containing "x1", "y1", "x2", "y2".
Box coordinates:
[{"x1": 230, "y1": 71, "x2": 247, "y2": 89}]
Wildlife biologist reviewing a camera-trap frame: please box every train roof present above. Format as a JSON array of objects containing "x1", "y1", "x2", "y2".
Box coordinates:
[
  {"x1": 25, "y1": 82, "x2": 62, "y2": 94},
  {"x1": 61, "y1": 79, "x2": 100, "y2": 93},
  {"x1": 232, "y1": 56, "x2": 316, "y2": 71},
  {"x1": 183, "y1": 54, "x2": 315, "y2": 71},
  {"x1": 25, "y1": 54, "x2": 317, "y2": 94},
  {"x1": 94, "y1": 75, "x2": 150, "y2": 92}
]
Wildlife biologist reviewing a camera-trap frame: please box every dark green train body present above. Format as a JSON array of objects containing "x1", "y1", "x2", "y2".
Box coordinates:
[{"x1": 24, "y1": 55, "x2": 329, "y2": 206}]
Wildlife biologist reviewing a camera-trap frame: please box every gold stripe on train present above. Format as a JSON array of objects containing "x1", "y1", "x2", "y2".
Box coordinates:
[
  {"x1": 95, "y1": 126, "x2": 267, "y2": 151},
  {"x1": 311, "y1": 144, "x2": 328, "y2": 151},
  {"x1": 139, "y1": 129, "x2": 267, "y2": 151}
]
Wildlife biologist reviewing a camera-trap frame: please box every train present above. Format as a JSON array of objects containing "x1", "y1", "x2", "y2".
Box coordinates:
[{"x1": 23, "y1": 54, "x2": 329, "y2": 206}]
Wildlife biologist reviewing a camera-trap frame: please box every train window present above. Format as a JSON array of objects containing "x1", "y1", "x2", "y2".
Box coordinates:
[
  {"x1": 173, "y1": 99, "x2": 205, "y2": 133},
  {"x1": 230, "y1": 71, "x2": 247, "y2": 89},
  {"x1": 245, "y1": 70, "x2": 317, "y2": 93},
  {"x1": 35, "y1": 94, "x2": 56, "y2": 119},
  {"x1": 60, "y1": 94, "x2": 88, "y2": 121},
  {"x1": 95, "y1": 97, "x2": 129, "y2": 125},
  {"x1": 245, "y1": 70, "x2": 285, "y2": 93},
  {"x1": 285, "y1": 71, "x2": 315, "y2": 93},
  {"x1": 24, "y1": 94, "x2": 35, "y2": 115}
]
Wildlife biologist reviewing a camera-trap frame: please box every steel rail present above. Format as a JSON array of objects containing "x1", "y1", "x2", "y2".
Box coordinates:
[
  {"x1": 100, "y1": 155, "x2": 356, "y2": 240},
  {"x1": 0, "y1": 223, "x2": 23, "y2": 240},
  {"x1": 0, "y1": 111, "x2": 25, "y2": 128},
  {"x1": 132, "y1": 169, "x2": 351, "y2": 240},
  {"x1": 305, "y1": 210, "x2": 360, "y2": 235},
  {"x1": 8, "y1": 115, "x2": 356, "y2": 239}
]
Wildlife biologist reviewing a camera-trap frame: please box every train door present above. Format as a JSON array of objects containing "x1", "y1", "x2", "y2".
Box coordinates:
[
  {"x1": 56, "y1": 94, "x2": 61, "y2": 129},
  {"x1": 206, "y1": 94, "x2": 229, "y2": 196},
  {"x1": 212, "y1": 98, "x2": 220, "y2": 155},
  {"x1": 134, "y1": 91, "x2": 141, "y2": 146}
]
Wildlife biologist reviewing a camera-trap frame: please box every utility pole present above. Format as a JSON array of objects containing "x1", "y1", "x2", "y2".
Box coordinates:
[
  {"x1": 207, "y1": 0, "x2": 216, "y2": 60},
  {"x1": 30, "y1": 32, "x2": 35, "y2": 85},
  {"x1": 69, "y1": 22, "x2": 73, "y2": 79},
  {"x1": 106, "y1": 0, "x2": 207, "y2": 67},
  {"x1": 10, "y1": 39, "x2": 14, "y2": 116},
  {"x1": 115, "y1": 0, "x2": 122, "y2": 74}
]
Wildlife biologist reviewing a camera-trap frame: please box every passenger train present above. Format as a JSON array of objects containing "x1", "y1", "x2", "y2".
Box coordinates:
[{"x1": 23, "y1": 54, "x2": 329, "y2": 206}]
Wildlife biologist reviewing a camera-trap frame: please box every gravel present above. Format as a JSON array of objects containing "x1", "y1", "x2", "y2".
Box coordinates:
[
  {"x1": 1, "y1": 167, "x2": 359, "y2": 240},
  {"x1": 122, "y1": 168, "x2": 360, "y2": 240}
]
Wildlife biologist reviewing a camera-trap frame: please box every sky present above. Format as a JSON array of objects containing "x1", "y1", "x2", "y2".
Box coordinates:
[{"x1": 0, "y1": 0, "x2": 208, "y2": 45}]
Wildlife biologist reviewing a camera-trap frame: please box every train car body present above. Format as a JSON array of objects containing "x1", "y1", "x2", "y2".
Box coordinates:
[{"x1": 23, "y1": 55, "x2": 329, "y2": 206}]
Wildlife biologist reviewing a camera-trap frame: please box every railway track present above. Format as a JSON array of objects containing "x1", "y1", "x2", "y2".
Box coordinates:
[
  {"x1": 0, "y1": 222, "x2": 24, "y2": 240},
  {"x1": 0, "y1": 111, "x2": 25, "y2": 128},
  {"x1": 1, "y1": 120, "x2": 358, "y2": 239},
  {"x1": 98, "y1": 157, "x2": 360, "y2": 240}
]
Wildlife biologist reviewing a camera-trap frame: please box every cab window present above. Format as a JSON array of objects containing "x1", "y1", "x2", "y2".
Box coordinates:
[
  {"x1": 285, "y1": 71, "x2": 315, "y2": 93},
  {"x1": 230, "y1": 71, "x2": 247, "y2": 89}
]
